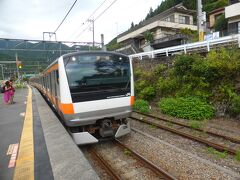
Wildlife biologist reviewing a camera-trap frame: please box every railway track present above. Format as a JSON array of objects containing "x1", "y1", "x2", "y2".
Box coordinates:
[
  {"x1": 88, "y1": 140, "x2": 176, "y2": 180},
  {"x1": 88, "y1": 147, "x2": 121, "y2": 180},
  {"x1": 131, "y1": 112, "x2": 240, "y2": 155}
]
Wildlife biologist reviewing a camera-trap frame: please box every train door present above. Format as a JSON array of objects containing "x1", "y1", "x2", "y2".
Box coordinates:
[{"x1": 55, "y1": 70, "x2": 60, "y2": 113}]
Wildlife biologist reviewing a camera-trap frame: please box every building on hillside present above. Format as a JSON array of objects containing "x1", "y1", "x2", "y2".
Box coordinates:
[
  {"x1": 116, "y1": 3, "x2": 197, "y2": 55},
  {"x1": 225, "y1": 0, "x2": 240, "y2": 34},
  {"x1": 208, "y1": 7, "x2": 225, "y2": 32}
]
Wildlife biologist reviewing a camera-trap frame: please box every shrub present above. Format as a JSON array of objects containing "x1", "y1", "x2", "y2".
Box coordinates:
[
  {"x1": 214, "y1": 14, "x2": 228, "y2": 32},
  {"x1": 144, "y1": 30, "x2": 154, "y2": 43},
  {"x1": 236, "y1": 150, "x2": 240, "y2": 161},
  {"x1": 176, "y1": 82, "x2": 211, "y2": 100},
  {"x1": 173, "y1": 54, "x2": 199, "y2": 76},
  {"x1": 180, "y1": 28, "x2": 198, "y2": 42},
  {"x1": 15, "y1": 83, "x2": 26, "y2": 89},
  {"x1": 219, "y1": 85, "x2": 240, "y2": 115},
  {"x1": 133, "y1": 99, "x2": 151, "y2": 113},
  {"x1": 207, "y1": 147, "x2": 227, "y2": 159},
  {"x1": 133, "y1": 48, "x2": 240, "y2": 118},
  {"x1": 139, "y1": 86, "x2": 156, "y2": 101},
  {"x1": 134, "y1": 68, "x2": 142, "y2": 79},
  {"x1": 205, "y1": 49, "x2": 240, "y2": 81},
  {"x1": 141, "y1": 71, "x2": 155, "y2": 83},
  {"x1": 153, "y1": 64, "x2": 167, "y2": 76},
  {"x1": 189, "y1": 120, "x2": 202, "y2": 129},
  {"x1": 156, "y1": 77, "x2": 179, "y2": 97},
  {"x1": 158, "y1": 97, "x2": 215, "y2": 120},
  {"x1": 124, "y1": 148, "x2": 131, "y2": 155},
  {"x1": 135, "y1": 80, "x2": 148, "y2": 94},
  {"x1": 230, "y1": 95, "x2": 240, "y2": 115}
]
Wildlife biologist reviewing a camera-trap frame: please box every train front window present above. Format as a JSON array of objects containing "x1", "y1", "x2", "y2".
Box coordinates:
[{"x1": 64, "y1": 53, "x2": 131, "y2": 95}]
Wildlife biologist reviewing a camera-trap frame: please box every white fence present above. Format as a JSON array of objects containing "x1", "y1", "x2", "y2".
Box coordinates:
[{"x1": 129, "y1": 34, "x2": 240, "y2": 60}]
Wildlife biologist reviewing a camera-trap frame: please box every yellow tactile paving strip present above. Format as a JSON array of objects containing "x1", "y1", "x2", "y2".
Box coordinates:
[{"x1": 13, "y1": 86, "x2": 34, "y2": 180}]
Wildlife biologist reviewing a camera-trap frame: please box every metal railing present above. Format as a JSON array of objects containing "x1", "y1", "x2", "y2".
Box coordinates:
[{"x1": 129, "y1": 34, "x2": 240, "y2": 59}]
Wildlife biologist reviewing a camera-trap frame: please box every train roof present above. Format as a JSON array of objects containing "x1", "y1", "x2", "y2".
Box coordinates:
[
  {"x1": 42, "y1": 51, "x2": 129, "y2": 75},
  {"x1": 61, "y1": 51, "x2": 129, "y2": 59}
]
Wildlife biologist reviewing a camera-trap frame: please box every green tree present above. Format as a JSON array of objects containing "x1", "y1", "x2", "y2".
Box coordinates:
[
  {"x1": 131, "y1": 22, "x2": 135, "y2": 29},
  {"x1": 145, "y1": 7, "x2": 154, "y2": 20},
  {"x1": 106, "y1": 38, "x2": 123, "y2": 51},
  {"x1": 214, "y1": 14, "x2": 228, "y2": 32},
  {"x1": 144, "y1": 30, "x2": 154, "y2": 43}
]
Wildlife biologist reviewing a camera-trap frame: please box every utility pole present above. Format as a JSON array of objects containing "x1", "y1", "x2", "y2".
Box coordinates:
[
  {"x1": 0, "y1": 64, "x2": 4, "y2": 80},
  {"x1": 101, "y1": 34, "x2": 106, "y2": 51},
  {"x1": 88, "y1": 19, "x2": 95, "y2": 48},
  {"x1": 37, "y1": 61, "x2": 40, "y2": 73},
  {"x1": 197, "y1": 0, "x2": 205, "y2": 41},
  {"x1": 15, "y1": 53, "x2": 20, "y2": 79}
]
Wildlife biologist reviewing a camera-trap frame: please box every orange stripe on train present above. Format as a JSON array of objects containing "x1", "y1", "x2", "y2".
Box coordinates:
[
  {"x1": 44, "y1": 64, "x2": 58, "y2": 74},
  {"x1": 130, "y1": 96, "x2": 134, "y2": 106},
  {"x1": 59, "y1": 103, "x2": 74, "y2": 114}
]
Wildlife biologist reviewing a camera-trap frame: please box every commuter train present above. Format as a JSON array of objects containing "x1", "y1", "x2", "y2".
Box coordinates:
[{"x1": 30, "y1": 51, "x2": 134, "y2": 145}]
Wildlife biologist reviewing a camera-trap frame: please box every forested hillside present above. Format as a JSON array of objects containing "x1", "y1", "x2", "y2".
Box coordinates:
[
  {"x1": 145, "y1": 0, "x2": 228, "y2": 20},
  {"x1": 0, "y1": 40, "x2": 91, "y2": 62}
]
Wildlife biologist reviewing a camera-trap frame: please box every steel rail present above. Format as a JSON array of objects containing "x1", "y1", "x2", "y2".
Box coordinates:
[
  {"x1": 88, "y1": 147, "x2": 121, "y2": 180},
  {"x1": 129, "y1": 116, "x2": 238, "y2": 155},
  {"x1": 115, "y1": 139, "x2": 177, "y2": 180},
  {"x1": 133, "y1": 111, "x2": 240, "y2": 144}
]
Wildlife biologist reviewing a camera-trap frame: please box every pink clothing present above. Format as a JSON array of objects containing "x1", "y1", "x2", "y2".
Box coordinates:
[
  {"x1": 3, "y1": 90, "x2": 11, "y2": 103},
  {"x1": 9, "y1": 88, "x2": 15, "y2": 96}
]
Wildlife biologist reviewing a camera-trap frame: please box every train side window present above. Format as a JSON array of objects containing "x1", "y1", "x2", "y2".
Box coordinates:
[
  {"x1": 49, "y1": 73, "x2": 52, "y2": 93},
  {"x1": 45, "y1": 75, "x2": 48, "y2": 90},
  {"x1": 55, "y1": 70, "x2": 59, "y2": 98},
  {"x1": 53, "y1": 70, "x2": 57, "y2": 97},
  {"x1": 43, "y1": 77, "x2": 46, "y2": 88},
  {"x1": 51, "y1": 72, "x2": 55, "y2": 95},
  {"x1": 56, "y1": 70, "x2": 59, "y2": 84},
  {"x1": 47, "y1": 74, "x2": 50, "y2": 91}
]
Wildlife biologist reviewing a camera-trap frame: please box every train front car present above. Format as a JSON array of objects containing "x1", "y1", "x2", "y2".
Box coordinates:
[{"x1": 59, "y1": 51, "x2": 134, "y2": 145}]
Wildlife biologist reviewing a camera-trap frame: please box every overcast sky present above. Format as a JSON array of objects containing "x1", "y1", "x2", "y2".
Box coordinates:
[{"x1": 0, "y1": 0, "x2": 162, "y2": 44}]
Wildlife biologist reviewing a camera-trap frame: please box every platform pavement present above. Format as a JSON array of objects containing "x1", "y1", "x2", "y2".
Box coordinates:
[{"x1": 0, "y1": 86, "x2": 99, "y2": 180}]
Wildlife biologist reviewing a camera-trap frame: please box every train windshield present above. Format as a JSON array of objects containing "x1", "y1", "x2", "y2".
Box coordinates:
[{"x1": 64, "y1": 53, "x2": 130, "y2": 100}]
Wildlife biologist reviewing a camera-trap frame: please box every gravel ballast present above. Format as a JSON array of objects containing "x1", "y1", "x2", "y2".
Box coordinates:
[{"x1": 120, "y1": 127, "x2": 240, "y2": 179}]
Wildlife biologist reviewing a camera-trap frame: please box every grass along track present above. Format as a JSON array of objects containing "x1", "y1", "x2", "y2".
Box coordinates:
[
  {"x1": 133, "y1": 111, "x2": 240, "y2": 144},
  {"x1": 130, "y1": 112, "x2": 240, "y2": 155}
]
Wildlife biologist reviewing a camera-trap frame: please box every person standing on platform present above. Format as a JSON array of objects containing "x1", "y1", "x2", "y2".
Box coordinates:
[
  {"x1": 3, "y1": 81, "x2": 11, "y2": 105},
  {"x1": 9, "y1": 79, "x2": 15, "y2": 104}
]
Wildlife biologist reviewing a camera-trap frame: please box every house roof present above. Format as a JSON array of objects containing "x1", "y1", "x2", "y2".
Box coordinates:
[
  {"x1": 117, "y1": 3, "x2": 196, "y2": 39},
  {"x1": 208, "y1": 7, "x2": 225, "y2": 15}
]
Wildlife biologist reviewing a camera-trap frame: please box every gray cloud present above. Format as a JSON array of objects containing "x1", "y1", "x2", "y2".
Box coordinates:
[{"x1": 0, "y1": 0, "x2": 162, "y2": 43}]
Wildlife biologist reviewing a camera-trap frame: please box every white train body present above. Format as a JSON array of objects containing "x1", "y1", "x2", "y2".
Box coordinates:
[{"x1": 30, "y1": 51, "x2": 134, "y2": 145}]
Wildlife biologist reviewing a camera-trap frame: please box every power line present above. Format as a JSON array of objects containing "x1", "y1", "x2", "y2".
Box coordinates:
[
  {"x1": 88, "y1": 0, "x2": 109, "y2": 20},
  {"x1": 95, "y1": 0, "x2": 118, "y2": 21},
  {"x1": 73, "y1": 0, "x2": 118, "y2": 41},
  {"x1": 68, "y1": 0, "x2": 108, "y2": 41},
  {"x1": 54, "y1": 0, "x2": 78, "y2": 33}
]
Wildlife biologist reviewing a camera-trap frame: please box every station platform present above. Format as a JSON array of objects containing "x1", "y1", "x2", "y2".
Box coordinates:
[{"x1": 0, "y1": 86, "x2": 99, "y2": 180}]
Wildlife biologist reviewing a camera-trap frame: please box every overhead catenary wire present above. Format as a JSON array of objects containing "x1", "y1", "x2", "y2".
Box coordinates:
[
  {"x1": 53, "y1": 0, "x2": 78, "y2": 33},
  {"x1": 73, "y1": 0, "x2": 118, "y2": 41},
  {"x1": 47, "y1": 0, "x2": 77, "y2": 62},
  {"x1": 94, "y1": 0, "x2": 118, "y2": 21},
  {"x1": 87, "y1": 0, "x2": 109, "y2": 21},
  {"x1": 68, "y1": 0, "x2": 109, "y2": 41}
]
